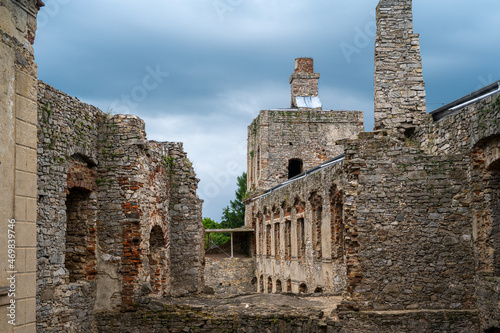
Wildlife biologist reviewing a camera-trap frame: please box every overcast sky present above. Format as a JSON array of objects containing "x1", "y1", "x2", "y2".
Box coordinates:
[{"x1": 34, "y1": 0, "x2": 500, "y2": 221}]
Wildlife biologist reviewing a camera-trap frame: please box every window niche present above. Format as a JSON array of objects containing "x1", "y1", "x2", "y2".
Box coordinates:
[
  {"x1": 65, "y1": 187, "x2": 96, "y2": 283},
  {"x1": 148, "y1": 225, "x2": 167, "y2": 294},
  {"x1": 309, "y1": 192, "x2": 323, "y2": 261},
  {"x1": 288, "y1": 158, "x2": 303, "y2": 179}
]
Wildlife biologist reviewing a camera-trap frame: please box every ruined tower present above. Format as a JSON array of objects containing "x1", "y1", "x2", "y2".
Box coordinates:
[
  {"x1": 247, "y1": 58, "x2": 363, "y2": 193},
  {"x1": 374, "y1": 0, "x2": 426, "y2": 134}
]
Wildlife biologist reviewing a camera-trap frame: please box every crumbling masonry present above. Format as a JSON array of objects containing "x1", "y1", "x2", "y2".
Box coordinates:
[
  {"x1": 0, "y1": 0, "x2": 499, "y2": 332},
  {"x1": 35, "y1": 82, "x2": 204, "y2": 331},
  {"x1": 244, "y1": 0, "x2": 500, "y2": 331}
]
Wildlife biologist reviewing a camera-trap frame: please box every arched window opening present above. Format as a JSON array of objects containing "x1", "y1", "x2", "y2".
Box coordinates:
[
  {"x1": 149, "y1": 226, "x2": 167, "y2": 294},
  {"x1": 297, "y1": 218, "x2": 305, "y2": 262},
  {"x1": 330, "y1": 186, "x2": 344, "y2": 260},
  {"x1": 267, "y1": 277, "x2": 273, "y2": 293},
  {"x1": 287, "y1": 279, "x2": 292, "y2": 292},
  {"x1": 258, "y1": 215, "x2": 264, "y2": 258},
  {"x1": 288, "y1": 159, "x2": 303, "y2": 179},
  {"x1": 65, "y1": 188, "x2": 93, "y2": 283},
  {"x1": 299, "y1": 283, "x2": 307, "y2": 293},
  {"x1": 276, "y1": 280, "x2": 282, "y2": 293},
  {"x1": 266, "y1": 224, "x2": 271, "y2": 257},
  {"x1": 274, "y1": 222, "x2": 281, "y2": 260},
  {"x1": 284, "y1": 219, "x2": 291, "y2": 261},
  {"x1": 314, "y1": 287, "x2": 323, "y2": 294},
  {"x1": 259, "y1": 275, "x2": 264, "y2": 293},
  {"x1": 310, "y1": 192, "x2": 323, "y2": 261}
]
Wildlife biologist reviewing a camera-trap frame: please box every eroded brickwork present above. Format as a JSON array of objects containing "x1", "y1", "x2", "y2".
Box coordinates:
[
  {"x1": 36, "y1": 82, "x2": 203, "y2": 331},
  {"x1": 290, "y1": 57, "x2": 320, "y2": 108}
]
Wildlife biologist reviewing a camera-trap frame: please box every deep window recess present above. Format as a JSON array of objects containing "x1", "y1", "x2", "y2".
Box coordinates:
[
  {"x1": 65, "y1": 188, "x2": 91, "y2": 282},
  {"x1": 149, "y1": 225, "x2": 167, "y2": 294},
  {"x1": 288, "y1": 159, "x2": 303, "y2": 179}
]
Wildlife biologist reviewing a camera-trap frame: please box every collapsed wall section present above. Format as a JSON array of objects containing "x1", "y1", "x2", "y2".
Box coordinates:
[{"x1": 36, "y1": 82, "x2": 204, "y2": 331}]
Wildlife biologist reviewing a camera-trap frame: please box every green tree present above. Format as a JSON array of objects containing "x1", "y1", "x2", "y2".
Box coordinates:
[
  {"x1": 220, "y1": 172, "x2": 247, "y2": 229},
  {"x1": 202, "y1": 217, "x2": 230, "y2": 249}
]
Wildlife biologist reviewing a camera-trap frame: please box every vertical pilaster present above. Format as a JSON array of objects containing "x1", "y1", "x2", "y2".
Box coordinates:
[{"x1": 0, "y1": 1, "x2": 42, "y2": 332}]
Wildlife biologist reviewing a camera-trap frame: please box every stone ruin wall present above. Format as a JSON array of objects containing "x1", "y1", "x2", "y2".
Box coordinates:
[
  {"x1": 36, "y1": 81, "x2": 204, "y2": 332},
  {"x1": 203, "y1": 257, "x2": 255, "y2": 295},
  {"x1": 93, "y1": 302, "x2": 480, "y2": 333},
  {"x1": 416, "y1": 92, "x2": 500, "y2": 329},
  {"x1": 340, "y1": 133, "x2": 476, "y2": 313},
  {"x1": 374, "y1": 0, "x2": 426, "y2": 133},
  {"x1": 246, "y1": 162, "x2": 348, "y2": 295},
  {"x1": 247, "y1": 109, "x2": 363, "y2": 192}
]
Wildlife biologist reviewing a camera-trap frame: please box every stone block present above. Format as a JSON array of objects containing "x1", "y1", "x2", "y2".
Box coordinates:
[
  {"x1": 14, "y1": 196, "x2": 27, "y2": 222},
  {"x1": 13, "y1": 323, "x2": 35, "y2": 333},
  {"x1": 15, "y1": 120, "x2": 37, "y2": 149},
  {"x1": 16, "y1": 273, "x2": 36, "y2": 299},
  {"x1": 13, "y1": 222, "x2": 36, "y2": 248},
  {"x1": 0, "y1": 6, "x2": 17, "y2": 37},
  {"x1": 15, "y1": 70, "x2": 36, "y2": 100},
  {"x1": 14, "y1": 171, "x2": 37, "y2": 198},
  {"x1": 15, "y1": 145, "x2": 37, "y2": 174},
  {"x1": 26, "y1": 248, "x2": 36, "y2": 273},
  {"x1": 15, "y1": 298, "x2": 26, "y2": 325},
  {"x1": 15, "y1": 249, "x2": 26, "y2": 273},
  {"x1": 15, "y1": 95, "x2": 37, "y2": 125}
]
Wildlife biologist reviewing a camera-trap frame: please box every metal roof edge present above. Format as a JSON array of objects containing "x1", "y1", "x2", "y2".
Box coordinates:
[{"x1": 430, "y1": 80, "x2": 500, "y2": 121}]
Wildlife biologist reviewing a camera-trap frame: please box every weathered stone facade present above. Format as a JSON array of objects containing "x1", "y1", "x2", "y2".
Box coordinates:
[
  {"x1": 36, "y1": 82, "x2": 204, "y2": 331},
  {"x1": 247, "y1": 58, "x2": 364, "y2": 192},
  {"x1": 204, "y1": 257, "x2": 255, "y2": 295},
  {"x1": 245, "y1": 0, "x2": 500, "y2": 331}
]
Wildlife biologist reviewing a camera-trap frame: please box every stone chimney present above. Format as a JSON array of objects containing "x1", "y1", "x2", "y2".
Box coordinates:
[
  {"x1": 374, "y1": 0, "x2": 426, "y2": 134},
  {"x1": 289, "y1": 58, "x2": 322, "y2": 109}
]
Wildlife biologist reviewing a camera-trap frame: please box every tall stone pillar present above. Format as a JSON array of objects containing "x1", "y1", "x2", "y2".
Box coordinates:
[
  {"x1": 0, "y1": 1, "x2": 43, "y2": 332},
  {"x1": 373, "y1": 0, "x2": 426, "y2": 134}
]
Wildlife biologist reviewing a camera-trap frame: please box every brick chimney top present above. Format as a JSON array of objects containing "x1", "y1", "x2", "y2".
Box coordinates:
[
  {"x1": 290, "y1": 58, "x2": 321, "y2": 109},
  {"x1": 295, "y1": 58, "x2": 314, "y2": 73}
]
